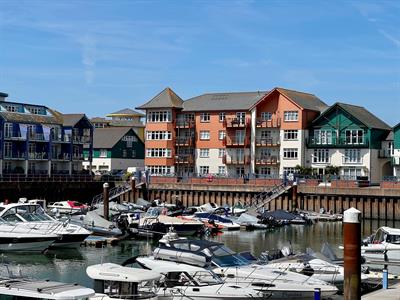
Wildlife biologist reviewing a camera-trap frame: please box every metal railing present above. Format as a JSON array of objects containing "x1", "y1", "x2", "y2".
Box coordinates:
[
  {"x1": 255, "y1": 137, "x2": 280, "y2": 146},
  {"x1": 256, "y1": 117, "x2": 281, "y2": 128},
  {"x1": 0, "y1": 174, "x2": 95, "y2": 182},
  {"x1": 307, "y1": 137, "x2": 369, "y2": 148},
  {"x1": 225, "y1": 136, "x2": 250, "y2": 146},
  {"x1": 225, "y1": 117, "x2": 250, "y2": 128},
  {"x1": 255, "y1": 156, "x2": 280, "y2": 165}
]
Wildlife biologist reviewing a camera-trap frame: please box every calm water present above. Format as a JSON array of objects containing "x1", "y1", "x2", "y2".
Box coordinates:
[{"x1": 1, "y1": 220, "x2": 399, "y2": 289}]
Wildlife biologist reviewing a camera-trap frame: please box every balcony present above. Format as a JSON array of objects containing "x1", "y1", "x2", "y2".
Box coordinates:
[
  {"x1": 225, "y1": 136, "x2": 250, "y2": 147},
  {"x1": 4, "y1": 133, "x2": 25, "y2": 141},
  {"x1": 72, "y1": 153, "x2": 84, "y2": 160},
  {"x1": 29, "y1": 133, "x2": 46, "y2": 141},
  {"x1": 307, "y1": 137, "x2": 369, "y2": 148},
  {"x1": 51, "y1": 153, "x2": 70, "y2": 161},
  {"x1": 379, "y1": 149, "x2": 393, "y2": 158},
  {"x1": 392, "y1": 157, "x2": 400, "y2": 166},
  {"x1": 342, "y1": 157, "x2": 363, "y2": 165},
  {"x1": 4, "y1": 152, "x2": 26, "y2": 160},
  {"x1": 28, "y1": 152, "x2": 48, "y2": 160},
  {"x1": 175, "y1": 136, "x2": 195, "y2": 146},
  {"x1": 225, "y1": 117, "x2": 250, "y2": 128},
  {"x1": 175, "y1": 155, "x2": 194, "y2": 164},
  {"x1": 255, "y1": 156, "x2": 280, "y2": 165},
  {"x1": 223, "y1": 155, "x2": 250, "y2": 165},
  {"x1": 73, "y1": 136, "x2": 91, "y2": 144},
  {"x1": 256, "y1": 117, "x2": 281, "y2": 128},
  {"x1": 175, "y1": 120, "x2": 195, "y2": 128},
  {"x1": 255, "y1": 137, "x2": 280, "y2": 147}
]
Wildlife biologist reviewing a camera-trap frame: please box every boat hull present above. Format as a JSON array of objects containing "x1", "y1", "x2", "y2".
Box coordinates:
[
  {"x1": 0, "y1": 236, "x2": 56, "y2": 252},
  {"x1": 50, "y1": 233, "x2": 91, "y2": 248}
]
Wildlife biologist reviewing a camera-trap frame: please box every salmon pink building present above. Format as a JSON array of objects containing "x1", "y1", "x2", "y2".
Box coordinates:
[{"x1": 137, "y1": 87, "x2": 328, "y2": 178}]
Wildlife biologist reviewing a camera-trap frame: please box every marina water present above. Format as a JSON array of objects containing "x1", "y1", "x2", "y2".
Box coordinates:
[{"x1": 1, "y1": 220, "x2": 399, "y2": 292}]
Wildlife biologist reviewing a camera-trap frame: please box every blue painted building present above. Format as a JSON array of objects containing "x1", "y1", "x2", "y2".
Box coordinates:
[{"x1": 0, "y1": 92, "x2": 93, "y2": 176}]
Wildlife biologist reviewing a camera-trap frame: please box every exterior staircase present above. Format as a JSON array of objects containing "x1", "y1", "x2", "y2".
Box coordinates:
[{"x1": 246, "y1": 183, "x2": 292, "y2": 214}]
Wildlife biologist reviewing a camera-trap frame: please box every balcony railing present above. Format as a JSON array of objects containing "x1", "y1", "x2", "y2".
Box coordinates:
[
  {"x1": 225, "y1": 117, "x2": 250, "y2": 128},
  {"x1": 73, "y1": 136, "x2": 91, "y2": 144},
  {"x1": 72, "y1": 153, "x2": 84, "y2": 160},
  {"x1": 342, "y1": 157, "x2": 363, "y2": 165},
  {"x1": 28, "y1": 152, "x2": 48, "y2": 160},
  {"x1": 4, "y1": 133, "x2": 25, "y2": 140},
  {"x1": 255, "y1": 137, "x2": 280, "y2": 146},
  {"x1": 379, "y1": 149, "x2": 393, "y2": 158},
  {"x1": 307, "y1": 137, "x2": 369, "y2": 148},
  {"x1": 392, "y1": 157, "x2": 400, "y2": 166},
  {"x1": 4, "y1": 153, "x2": 26, "y2": 160},
  {"x1": 175, "y1": 155, "x2": 194, "y2": 164},
  {"x1": 175, "y1": 136, "x2": 194, "y2": 146},
  {"x1": 223, "y1": 155, "x2": 250, "y2": 165},
  {"x1": 28, "y1": 133, "x2": 46, "y2": 141},
  {"x1": 175, "y1": 120, "x2": 195, "y2": 128},
  {"x1": 255, "y1": 156, "x2": 280, "y2": 165},
  {"x1": 256, "y1": 117, "x2": 281, "y2": 128},
  {"x1": 225, "y1": 136, "x2": 250, "y2": 147},
  {"x1": 51, "y1": 153, "x2": 71, "y2": 161}
]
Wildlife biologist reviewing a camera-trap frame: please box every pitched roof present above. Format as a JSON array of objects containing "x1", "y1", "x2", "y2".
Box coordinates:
[
  {"x1": 183, "y1": 91, "x2": 268, "y2": 111},
  {"x1": 0, "y1": 92, "x2": 8, "y2": 98},
  {"x1": 61, "y1": 114, "x2": 87, "y2": 127},
  {"x1": 90, "y1": 117, "x2": 109, "y2": 122},
  {"x1": 107, "y1": 108, "x2": 145, "y2": 117},
  {"x1": 314, "y1": 102, "x2": 391, "y2": 130},
  {"x1": 394, "y1": 123, "x2": 400, "y2": 130},
  {"x1": 0, "y1": 111, "x2": 61, "y2": 124},
  {"x1": 276, "y1": 88, "x2": 328, "y2": 112},
  {"x1": 92, "y1": 127, "x2": 134, "y2": 148},
  {"x1": 385, "y1": 131, "x2": 394, "y2": 141},
  {"x1": 136, "y1": 87, "x2": 183, "y2": 109}
]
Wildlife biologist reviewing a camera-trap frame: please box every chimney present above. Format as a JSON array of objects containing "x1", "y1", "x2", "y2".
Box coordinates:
[{"x1": 0, "y1": 92, "x2": 8, "y2": 102}]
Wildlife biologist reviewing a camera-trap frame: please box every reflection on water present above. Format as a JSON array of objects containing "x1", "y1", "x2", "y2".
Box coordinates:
[{"x1": 1, "y1": 220, "x2": 399, "y2": 288}]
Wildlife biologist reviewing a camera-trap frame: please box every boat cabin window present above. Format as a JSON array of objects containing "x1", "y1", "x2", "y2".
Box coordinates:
[
  {"x1": 208, "y1": 245, "x2": 250, "y2": 267},
  {"x1": 102, "y1": 280, "x2": 138, "y2": 298},
  {"x1": 164, "y1": 272, "x2": 196, "y2": 287},
  {"x1": 387, "y1": 234, "x2": 400, "y2": 244},
  {"x1": 172, "y1": 242, "x2": 201, "y2": 252},
  {"x1": 1, "y1": 208, "x2": 24, "y2": 222}
]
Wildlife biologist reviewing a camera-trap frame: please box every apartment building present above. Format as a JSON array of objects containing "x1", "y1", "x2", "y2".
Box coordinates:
[
  {"x1": 390, "y1": 123, "x2": 400, "y2": 176},
  {"x1": 307, "y1": 102, "x2": 391, "y2": 182},
  {"x1": 137, "y1": 87, "x2": 327, "y2": 177},
  {"x1": 0, "y1": 92, "x2": 93, "y2": 175}
]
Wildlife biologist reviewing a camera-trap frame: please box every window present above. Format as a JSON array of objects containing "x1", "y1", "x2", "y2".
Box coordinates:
[
  {"x1": 147, "y1": 111, "x2": 171, "y2": 122},
  {"x1": 199, "y1": 166, "x2": 209, "y2": 174},
  {"x1": 5, "y1": 105, "x2": 18, "y2": 112},
  {"x1": 345, "y1": 129, "x2": 364, "y2": 145},
  {"x1": 131, "y1": 149, "x2": 136, "y2": 158},
  {"x1": 4, "y1": 123, "x2": 12, "y2": 138},
  {"x1": 4, "y1": 142, "x2": 12, "y2": 158},
  {"x1": 127, "y1": 141, "x2": 132, "y2": 148},
  {"x1": 236, "y1": 167, "x2": 245, "y2": 176},
  {"x1": 284, "y1": 111, "x2": 298, "y2": 121},
  {"x1": 260, "y1": 148, "x2": 272, "y2": 158},
  {"x1": 122, "y1": 150, "x2": 127, "y2": 158},
  {"x1": 200, "y1": 113, "x2": 210, "y2": 122},
  {"x1": 146, "y1": 148, "x2": 172, "y2": 158},
  {"x1": 314, "y1": 130, "x2": 333, "y2": 145},
  {"x1": 148, "y1": 166, "x2": 172, "y2": 175},
  {"x1": 27, "y1": 107, "x2": 41, "y2": 114},
  {"x1": 218, "y1": 148, "x2": 226, "y2": 158},
  {"x1": 219, "y1": 130, "x2": 226, "y2": 140},
  {"x1": 236, "y1": 112, "x2": 246, "y2": 124},
  {"x1": 99, "y1": 149, "x2": 107, "y2": 158},
  {"x1": 344, "y1": 149, "x2": 362, "y2": 163},
  {"x1": 283, "y1": 167, "x2": 296, "y2": 176},
  {"x1": 219, "y1": 112, "x2": 225, "y2": 122},
  {"x1": 342, "y1": 168, "x2": 362, "y2": 180},
  {"x1": 146, "y1": 131, "x2": 172, "y2": 140},
  {"x1": 284, "y1": 130, "x2": 298, "y2": 140},
  {"x1": 4, "y1": 161, "x2": 11, "y2": 173},
  {"x1": 261, "y1": 112, "x2": 272, "y2": 121},
  {"x1": 283, "y1": 148, "x2": 298, "y2": 159},
  {"x1": 259, "y1": 167, "x2": 272, "y2": 175},
  {"x1": 199, "y1": 149, "x2": 209, "y2": 158},
  {"x1": 199, "y1": 131, "x2": 210, "y2": 140},
  {"x1": 28, "y1": 162, "x2": 36, "y2": 173},
  {"x1": 313, "y1": 149, "x2": 330, "y2": 163},
  {"x1": 218, "y1": 166, "x2": 226, "y2": 175}
]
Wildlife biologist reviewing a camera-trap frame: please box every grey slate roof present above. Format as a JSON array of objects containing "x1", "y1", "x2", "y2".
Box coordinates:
[
  {"x1": 385, "y1": 131, "x2": 394, "y2": 141},
  {"x1": 0, "y1": 111, "x2": 60, "y2": 124},
  {"x1": 183, "y1": 91, "x2": 268, "y2": 111},
  {"x1": 137, "y1": 87, "x2": 183, "y2": 109},
  {"x1": 61, "y1": 114, "x2": 87, "y2": 127},
  {"x1": 93, "y1": 127, "x2": 132, "y2": 148},
  {"x1": 314, "y1": 102, "x2": 391, "y2": 130},
  {"x1": 277, "y1": 88, "x2": 328, "y2": 112},
  {"x1": 107, "y1": 108, "x2": 145, "y2": 117}
]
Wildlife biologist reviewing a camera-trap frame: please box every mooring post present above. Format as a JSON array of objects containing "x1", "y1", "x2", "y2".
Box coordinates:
[
  {"x1": 291, "y1": 181, "x2": 298, "y2": 211},
  {"x1": 313, "y1": 288, "x2": 321, "y2": 300},
  {"x1": 130, "y1": 177, "x2": 136, "y2": 203},
  {"x1": 344, "y1": 207, "x2": 361, "y2": 300},
  {"x1": 383, "y1": 268, "x2": 388, "y2": 289},
  {"x1": 103, "y1": 182, "x2": 109, "y2": 221}
]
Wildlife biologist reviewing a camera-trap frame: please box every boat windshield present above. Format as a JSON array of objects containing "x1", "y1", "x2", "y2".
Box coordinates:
[
  {"x1": 10, "y1": 205, "x2": 53, "y2": 222},
  {"x1": 146, "y1": 208, "x2": 161, "y2": 217},
  {"x1": 207, "y1": 245, "x2": 250, "y2": 267}
]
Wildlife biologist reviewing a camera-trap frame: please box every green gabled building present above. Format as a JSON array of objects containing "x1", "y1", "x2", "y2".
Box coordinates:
[
  {"x1": 83, "y1": 127, "x2": 144, "y2": 172},
  {"x1": 392, "y1": 123, "x2": 400, "y2": 176},
  {"x1": 307, "y1": 102, "x2": 391, "y2": 182}
]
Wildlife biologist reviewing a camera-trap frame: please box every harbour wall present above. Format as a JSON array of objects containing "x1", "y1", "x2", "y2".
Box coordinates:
[{"x1": 146, "y1": 182, "x2": 400, "y2": 221}]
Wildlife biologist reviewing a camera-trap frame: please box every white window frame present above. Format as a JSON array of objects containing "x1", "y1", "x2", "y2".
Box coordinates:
[
  {"x1": 313, "y1": 149, "x2": 330, "y2": 164},
  {"x1": 283, "y1": 148, "x2": 298, "y2": 159},
  {"x1": 199, "y1": 130, "x2": 210, "y2": 140},
  {"x1": 218, "y1": 130, "x2": 226, "y2": 140},
  {"x1": 199, "y1": 149, "x2": 209, "y2": 158},
  {"x1": 261, "y1": 112, "x2": 272, "y2": 121},
  {"x1": 147, "y1": 111, "x2": 172, "y2": 123},
  {"x1": 284, "y1": 130, "x2": 298, "y2": 140},
  {"x1": 218, "y1": 148, "x2": 226, "y2": 158},
  {"x1": 99, "y1": 149, "x2": 107, "y2": 158},
  {"x1": 218, "y1": 166, "x2": 226, "y2": 175},
  {"x1": 199, "y1": 166, "x2": 209, "y2": 175},
  {"x1": 344, "y1": 149, "x2": 362, "y2": 164},
  {"x1": 200, "y1": 113, "x2": 210, "y2": 122},
  {"x1": 283, "y1": 111, "x2": 298, "y2": 122},
  {"x1": 345, "y1": 129, "x2": 364, "y2": 145},
  {"x1": 219, "y1": 112, "x2": 225, "y2": 122},
  {"x1": 146, "y1": 148, "x2": 172, "y2": 158}
]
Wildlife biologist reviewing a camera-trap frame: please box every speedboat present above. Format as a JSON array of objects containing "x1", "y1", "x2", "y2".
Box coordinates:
[
  {"x1": 87, "y1": 263, "x2": 159, "y2": 300},
  {"x1": 128, "y1": 207, "x2": 204, "y2": 238},
  {"x1": 133, "y1": 258, "x2": 271, "y2": 300},
  {"x1": 186, "y1": 209, "x2": 241, "y2": 231},
  {"x1": 48, "y1": 200, "x2": 88, "y2": 214},
  {"x1": 0, "y1": 220, "x2": 58, "y2": 252},
  {"x1": 68, "y1": 210, "x2": 122, "y2": 237},
  {"x1": 362, "y1": 226, "x2": 400, "y2": 263},
  {"x1": 131, "y1": 232, "x2": 338, "y2": 299},
  {"x1": 0, "y1": 277, "x2": 94, "y2": 299},
  {"x1": 0, "y1": 202, "x2": 92, "y2": 248}
]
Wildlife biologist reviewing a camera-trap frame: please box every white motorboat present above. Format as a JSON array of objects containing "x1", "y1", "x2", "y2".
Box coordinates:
[
  {"x1": 362, "y1": 226, "x2": 400, "y2": 263},
  {"x1": 0, "y1": 202, "x2": 92, "y2": 248},
  {"x1": 0, "y1": 220, "x2": 58, "y2": 252},
  {"x1": 142, "y1": 232, "x2": 338, "y2": 299},
  {"x1": 87, "y1": 263, "x2": 159, "y2": 300},
  {"x1": 134, "y1": 258, "x2": 271, "y2": 300},
  {"x1": 47, "y1": 200, "x2": 88, "y2": 214},
  {"x1": 69, "y1": 210, "x2": 122, "y2": 237},
  {"x1": 0, "y1": 277, "x2": 94, "y2": 299}
]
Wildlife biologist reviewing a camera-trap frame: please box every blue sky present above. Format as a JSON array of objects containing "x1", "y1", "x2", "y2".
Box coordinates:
[{"x1": 0, "y1": 0, "x2": 399, "y2": 125}]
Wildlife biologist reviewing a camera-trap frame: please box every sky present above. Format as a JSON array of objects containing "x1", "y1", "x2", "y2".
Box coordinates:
[{"x1": 0, "y1": 0, "x2": 399, "y2": 125}]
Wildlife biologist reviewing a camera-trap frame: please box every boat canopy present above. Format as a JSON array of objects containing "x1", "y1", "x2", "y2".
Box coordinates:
[{"x1": 87, "y1": 263, "x2": 161, "y2": 282}]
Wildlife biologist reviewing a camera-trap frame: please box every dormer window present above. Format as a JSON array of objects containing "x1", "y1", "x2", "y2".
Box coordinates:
[
  {"x1": 27, "y1": 107, "x2": 41, "y2": 114},
  {"x1": 5, "y1": 105, "x2": 18, "y2": 112}
]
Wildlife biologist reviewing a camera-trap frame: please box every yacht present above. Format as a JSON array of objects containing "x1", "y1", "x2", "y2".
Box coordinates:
[
  {"x1": 87, "y1": 263, "x2": 159, "y2": 300},
  {"x1": 0, "y1": 219, "x2": 58, "y2": 252},
  {"x1": 0, "y1": 277, "x2": 94, "y2": 299},
  {"x1": 362, "y1": 226, "x2": 400, "y2": 263},
  {"x1": 184, "y1": 207, "x2": 241, "y2": 231},
  {"x1": 0, "y1": 202, "x2": 92, "y2": 248},
  {"x1": 130, "y1": 232, "x2": 338, "y2": 299},
  {"x1": 47, "y1": 200, "x2": 88, "y2": 214},
  {"x1": 133, "y1": 258, "x2": 271, "y2": 300}
]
